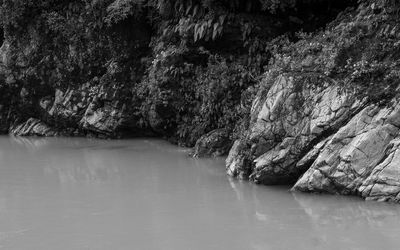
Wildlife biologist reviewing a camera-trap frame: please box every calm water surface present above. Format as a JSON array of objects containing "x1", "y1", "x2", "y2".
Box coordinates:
[{"x1": 0, "y1": 136, "x2": 399, "y2": 250}]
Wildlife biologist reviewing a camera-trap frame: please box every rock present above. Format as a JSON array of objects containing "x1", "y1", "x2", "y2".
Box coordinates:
[
  {"x1": 359, "y1": 138, "x2": 400, "y2": 202},
  {"x1": 226, "y1": 139, "x2": 252, "y2": 179},
  {"x1": 80, "y1": 101, "x2": 124, "y2": 136},
  {"x1": 43, "y1": 83, "x2": 149, "y2": 137},
  {"x1": 10, "y1": 118, "x2": 58, "y2": 136},
  {"x1": 224, "y1": 1, "x2": 400, "y2": 202},
  {"x1": 192, "y1": 128, "x2": 232, "y2": 157},
  {"x1": 47, "y1": 87, "x2": 90, "y2": 123},
  {"x1": 295, "y1": 135, "x2": 333, "y2": 172},
  {"x1": 227, "y1": 74, "x2": 362, "y2": 185},
  {"x1": 0, "y1": 40, "x2": 11, "y2": 66},
  {"x1": 293, "y1": 103, "x2": 400, "y2": 196}
]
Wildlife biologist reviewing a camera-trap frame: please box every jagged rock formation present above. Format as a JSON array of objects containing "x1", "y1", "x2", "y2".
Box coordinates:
[
  {"x1": 10, "y1": 118, "x2": 58, "y2": 136},
  {"x1": 359, "y1": 138, "x2": 400, "y2": 202},
  {"x1": 226, "y1": 1, "x2": 400, "y2": 202},
  {"x1": 293, "y1": 103, "x2": 400, "y2": 200},
  {"x1": 228, "y1": 75, "x2": 363, "y2": 184},
  {"x1": 40, "y1": 85, "x2": 149, "y2": 138},
  {"x1": 192, "y1": 128, "x2": 232, "y2": 157}
]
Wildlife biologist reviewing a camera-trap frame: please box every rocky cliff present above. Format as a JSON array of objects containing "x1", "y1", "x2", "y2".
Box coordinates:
[{"x1": 226, "y1": 1, "x2": 400, "y2": 202}]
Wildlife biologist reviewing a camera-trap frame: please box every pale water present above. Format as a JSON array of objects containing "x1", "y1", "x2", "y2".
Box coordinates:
[{"x1": 0, "y1": 136, "x2": 399, "y2": 250}]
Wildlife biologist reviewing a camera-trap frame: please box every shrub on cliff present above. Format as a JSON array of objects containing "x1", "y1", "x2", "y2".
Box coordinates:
[
  {"x1": 259, "y1": 0, "x2": 400, "y2": 105},
  {"x1": 138, "y1": 43, "x2": 257, "y2": 145}
]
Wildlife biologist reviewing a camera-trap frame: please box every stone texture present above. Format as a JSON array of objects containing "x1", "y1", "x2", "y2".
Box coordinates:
[
  {"x1": 223, "y1": 1, "x2": 400, "y2": 203},
  {"x1": 80, "y1": 103, "x2": 123, "y2": 136},
  {"x1": 227, "y1": 72, "x2": 400, "y2": 202},
  {"x1": 192, "y1": 128, "x2": 232, "y2": 157},
  {"x1": 359, "y1": 138, "x2": 400, "y2": 202},
  {"x1": 47, "y1": 86, "x2": 91, "y2": 124},
  {"x1": 226, "y1": 139, "x2": 252, "y2": 179},
  {"x1": 42, "y1": 84, "x2": 148, "y2": 137},
  {"x1": 293, "y1": 103, "x2": 400, "y2": 196},
  {"x1": 10, "y1": 118, "x2": 58, "y2": 136},
  {"x1": 227, "y1": 74, "x2": 363, "y2": 184}
]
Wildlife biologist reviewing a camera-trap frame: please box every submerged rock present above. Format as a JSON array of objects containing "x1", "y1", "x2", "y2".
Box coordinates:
[{"x1": 192, "y1": 128, "x2": 232, "y2": 157}]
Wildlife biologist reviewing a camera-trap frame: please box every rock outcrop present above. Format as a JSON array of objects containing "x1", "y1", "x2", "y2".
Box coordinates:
[
  {"x1": 228, "y1": 72, "x2": 400, "y2": 202},
  {"x1": 293, "y1": 103, "x2": 400, "y2": 198},
  {"x1": 226, "y1": 1, "x2": 400, "y2": 202},
  {"x1": 227, "y1": 75, "x2": 363, "y2": 184},
  {"x1": 192, "y1": 128, "x2": 232, "y2": 157},
  {"x1": 41, "y1": 83, "x2": 149, "y2": 138},
  {"x1": 10, "y1": 118, "x2": 58, "y2": 136},
  {"x1": 359, "y1": 138, "x2": 400, "y2": 202}
]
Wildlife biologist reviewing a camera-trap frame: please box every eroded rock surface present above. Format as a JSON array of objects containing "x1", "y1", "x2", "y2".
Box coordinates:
[
  {"x1": 42, "y1": 83, "x2": 148, "y2": 137},
  {"x1": 228, "y1": 73, "x2": 400, "y2": 202},
  {"x1": 192, "y1": 128, "x2": 232, "y2": 157},
  {"x1": 10, "y1": 118, "x2": 58, "y2": 136},
  {"x1": 227, "y1": 75, "x2": 362, "y2": 184},
  {"x1": 225, "y1": 1, "x2": 400, "y2": 202},
  {"x1": 359, "y1": 138, "x2": 400, "y2": 202},
  {"x1": 293, "y1": 104, "x2": 400, "y2": 195}
]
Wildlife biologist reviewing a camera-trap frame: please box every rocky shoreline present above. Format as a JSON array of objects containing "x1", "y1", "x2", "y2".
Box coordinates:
[{"x1": 1, "y1": 0, "x2": 400, "y2": 203}]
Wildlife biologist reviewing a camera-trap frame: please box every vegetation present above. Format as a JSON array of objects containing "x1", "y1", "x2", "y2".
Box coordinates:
[
  {"x1": 1, "y1": 0, "x2": 380, "y2": 145},
  {"x1": 259, "y1": 0, "x2": 400, "y2": 105}
]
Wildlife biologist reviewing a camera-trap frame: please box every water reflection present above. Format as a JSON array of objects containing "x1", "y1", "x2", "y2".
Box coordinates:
[
  {"x1": 293, "y1": 192, "x2": 400, "y2": 225},
  {"x1": 0, "y1": 136, "x2": 399, "y2": 250},
  {"x1": 292, "y1": 192, "x2": 400, "y2": 249},
  {"x1": 227, "y1": 176, "x2": 400, "y2": 250}
]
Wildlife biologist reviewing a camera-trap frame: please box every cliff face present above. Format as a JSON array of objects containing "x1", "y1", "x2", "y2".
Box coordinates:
[
  {"x1": 226, "y1": 1, "x2": 400, "y2": 202},
  {"x1": 1, "y1": 1, "x2": 399, "y2": 202}
]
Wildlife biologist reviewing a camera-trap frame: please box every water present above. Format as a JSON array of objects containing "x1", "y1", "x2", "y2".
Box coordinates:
[{"x1": 0, "y1": 136, "x2": 399, "y2": 250}]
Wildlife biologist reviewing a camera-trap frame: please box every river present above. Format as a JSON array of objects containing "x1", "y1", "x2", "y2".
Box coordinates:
[{"x1": 0, "y1": 136, "x2": 399, "y2": 250}]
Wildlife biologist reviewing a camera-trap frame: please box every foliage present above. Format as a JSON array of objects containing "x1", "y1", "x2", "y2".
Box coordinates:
[
  {"x1": 139, "y1": 43, "x2": 257, "y2": 145},
  {"x1": 104, "y1": 0, "x2": 146, "y2": 25},
  {"x1": 0, "y1": 0, "x2": 364, "y2": 143},
  {"x1": 258, "y1": 0, "x2": 400, "y2": 106}
]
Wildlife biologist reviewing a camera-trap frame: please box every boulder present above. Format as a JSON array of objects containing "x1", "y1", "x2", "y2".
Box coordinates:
[
  {"x1": 80, "y1": 101, "x2": 124, "y2": 136},
  {"x1": 192, "y1": 128, "x2": 232, "y2": 157}
]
